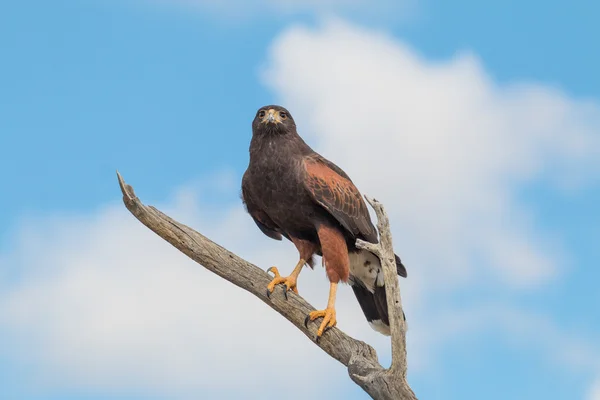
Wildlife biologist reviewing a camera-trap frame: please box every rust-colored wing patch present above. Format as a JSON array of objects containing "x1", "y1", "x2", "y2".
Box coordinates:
[{"x1": 303, "y1": 155, "x2": 377, "y2": 243}]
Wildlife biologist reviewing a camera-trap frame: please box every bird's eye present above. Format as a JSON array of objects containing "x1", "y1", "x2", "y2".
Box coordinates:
[
  {"x1": 258, "y1": 110, "x2": 266, "y2": 118},
  {"x1": 280, "y1": 112, "x2": 287, "y2": 119}
]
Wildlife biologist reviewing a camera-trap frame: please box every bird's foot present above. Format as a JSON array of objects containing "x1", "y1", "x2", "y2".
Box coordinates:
[
  {"x1": 266, "y1": 266, "x2": 298, "y2": 299},
  {"x1": 304, "y1": 307, "x2": 337, "y2": 340}
]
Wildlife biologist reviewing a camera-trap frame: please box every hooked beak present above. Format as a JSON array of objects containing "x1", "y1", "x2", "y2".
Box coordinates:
[{"x1": 261, "y1": 109, "x2": 282, "y2": 124}]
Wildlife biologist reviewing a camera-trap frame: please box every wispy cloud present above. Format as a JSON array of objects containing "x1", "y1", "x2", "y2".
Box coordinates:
[
  {"x1": 589, "y1": 379, "x2": 600, "y2": 400},
  {"x1": 144, "y1": 0, "x2": 417, "y2": 22},
  {"x1": 262, "y1": 16, "x2": 600, "y2": 382},
  {"x1": 0, "y1": 186, "x2": 356, "y2": 399},
  {"x1": 263, "y1": 19, "x2": 600, "y2": 291}
]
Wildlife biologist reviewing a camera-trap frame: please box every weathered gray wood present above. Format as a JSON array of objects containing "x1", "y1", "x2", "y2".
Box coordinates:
[
  {"x1": 116, "y1": 171, "x2": 417, "y2": 400},
  {"x1": 356, "y1": 196, "x2": 416, "y2": 399}
]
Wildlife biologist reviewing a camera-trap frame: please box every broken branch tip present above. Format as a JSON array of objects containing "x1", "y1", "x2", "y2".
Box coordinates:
[{"x1": 116, "y1": 170, "x2": 135, "y2": 202}]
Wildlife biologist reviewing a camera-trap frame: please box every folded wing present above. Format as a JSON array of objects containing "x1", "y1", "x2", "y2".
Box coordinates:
[{"x1": 302, "y1": 154, "x2": 378, "y2": 244}]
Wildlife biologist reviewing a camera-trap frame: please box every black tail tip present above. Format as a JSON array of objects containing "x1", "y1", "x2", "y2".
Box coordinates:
[{"x1": 395, "y1": 254, "x2": 407, "y2": 278}]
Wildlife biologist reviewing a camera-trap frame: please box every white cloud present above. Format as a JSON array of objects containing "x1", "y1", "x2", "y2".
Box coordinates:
[
  {"x1": 262, "y1": 19, "x2": 600, "y2": 292},
  {"x1": 2, "y1": 18, "x2": 600, "y2": 399},
  {"x1": 1, "y1": 183, "x2": 597, "y2": 398},
  {"x1": 0, "y1": 187, "x2": 377, "y2": 398},
  {"x1": 261, "y1": 16, "x2": 600, "y2": 383}
]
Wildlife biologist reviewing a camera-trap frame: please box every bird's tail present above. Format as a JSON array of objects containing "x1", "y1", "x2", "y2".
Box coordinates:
[
  {"x1": 351, "y1": 254, "x2": 407, "y2": 336},
  {"x1": 351, "y1": 284, "x2": 392, "y2": 335}
]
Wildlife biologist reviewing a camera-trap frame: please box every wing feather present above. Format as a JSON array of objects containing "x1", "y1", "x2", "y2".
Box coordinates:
[{"x1": 302, "y1": 154, "x2": 377, "y2": 243}]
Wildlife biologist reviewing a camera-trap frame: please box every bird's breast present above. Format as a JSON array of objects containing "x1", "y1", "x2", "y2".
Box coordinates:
[
  {"x1": 246, "y1": 150, "x2": 318, "y2": 231},
  {"x1": 249, "y1": 155, "x2": 302, "y2": 201}
]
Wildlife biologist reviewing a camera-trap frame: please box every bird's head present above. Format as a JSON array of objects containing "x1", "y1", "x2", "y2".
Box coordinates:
[{"x1": 252, "y1": 105, "x2": 297, "y2": 136}]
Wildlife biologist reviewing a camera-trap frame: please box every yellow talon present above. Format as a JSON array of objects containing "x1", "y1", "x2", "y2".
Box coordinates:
[
  {"x1": 265, "y1": 260, "x2": 305, "y2": 298},
  {"x1": 266, "y1": 266, "x2": 281, "y2": 277},
  {"x1": 266, "y1": 266, "x2": 299, "y2": 294},
  {"x1": 309, "y1": 307, "x2": 337, "y2": 337},
  {"x1": 305, "y1": 282, "x2": 338, "y2": 339}
]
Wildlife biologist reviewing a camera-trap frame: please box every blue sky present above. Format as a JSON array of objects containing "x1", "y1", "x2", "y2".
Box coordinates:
[{"x1": 1, "y1": 0, "x2": 599, "y2": 399}]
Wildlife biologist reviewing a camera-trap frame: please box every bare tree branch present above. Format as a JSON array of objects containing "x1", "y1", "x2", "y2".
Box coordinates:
[
  {"x1": 356, "y1": 196, "x2": 412, "y2": 384},
  {"x1": 116, "y1": 171, "x2": 417, "y2": 400}
]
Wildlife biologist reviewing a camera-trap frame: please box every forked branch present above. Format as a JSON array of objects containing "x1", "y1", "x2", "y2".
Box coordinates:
[
  {"x1": 356, "y1": 197, "x2": 413, "y2": 394},
  {"x1": 116, "y1": 171, "x2": 416, "y2": 400}
]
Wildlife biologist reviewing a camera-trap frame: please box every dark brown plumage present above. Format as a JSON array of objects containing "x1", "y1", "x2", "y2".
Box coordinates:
[{"x1": 242, "y1": 105, "x2": 407, "y2": 338}]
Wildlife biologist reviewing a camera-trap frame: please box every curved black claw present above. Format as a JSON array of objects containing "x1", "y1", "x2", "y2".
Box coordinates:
[
  {"x1": 304, "y1": 315, "x2": 311, "y2": 329},
  {"x1": 316, "y1": 327, "x2": 333, "y2": 343},
  {"x1": 266, "y1": 289, "x2": 271, "y2": 299},
  {"x1": 283, "y1": 288, "x2": 289, "y2": 301}
]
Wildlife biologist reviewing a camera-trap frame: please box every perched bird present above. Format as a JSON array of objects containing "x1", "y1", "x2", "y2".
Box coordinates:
[{"x1": 241, "y1": 105, "x2": 407, "y2": 339}]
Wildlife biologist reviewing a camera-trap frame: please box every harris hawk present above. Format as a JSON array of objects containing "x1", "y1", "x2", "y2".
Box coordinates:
[{"x1": 241, "y1": 105, "x2": 407, "y2": 339}]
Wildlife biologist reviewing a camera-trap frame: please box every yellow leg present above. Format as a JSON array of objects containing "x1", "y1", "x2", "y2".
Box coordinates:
[
  {"x1": 304, "y1": 282, "x2": 338, "y2": 339},
  {"x1": 266, "y1": 258, "x2": 305, "y2": 298}
]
